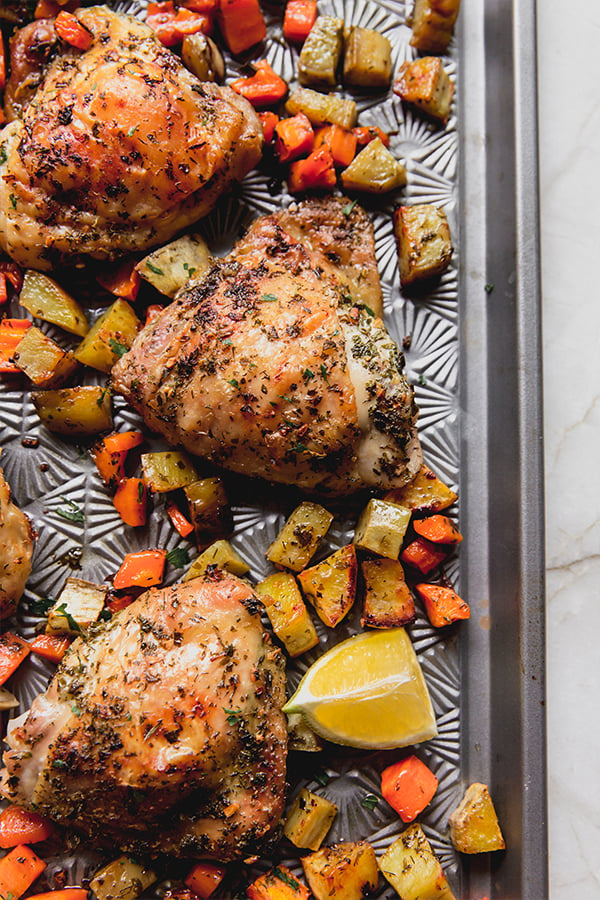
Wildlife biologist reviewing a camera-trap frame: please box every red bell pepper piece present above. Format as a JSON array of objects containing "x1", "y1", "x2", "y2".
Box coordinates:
[
  {"x1": 113, "y1": 549, "x2": 168, "y2": 590},
  {"x1": 288, "y1": 148, "x2": 336, "y2": 193},
  {"x1": 0, "y1": 806, "x2": 53, "y2": 849},
  {"x1": 55, "y1": 11, "x2": 93, "y2": 50},
  {"x1": 381, "y1": 755, "x2": 439, "y2": 823},
  {"x1": 283, "y1": 0, "x2": 317, "y2": 44},
  {"x1": 0, "y1": 632, "x2": 30, "y2": 686},
  {"x1": 29, "y1": 633, "x2": 72, "y2": 664},
  {"x1": 274, "y1": 113, "x2": 314, "y2": 163},
  {"x1": 230, "y1": 61, "x2": 288, "y2": 109}
]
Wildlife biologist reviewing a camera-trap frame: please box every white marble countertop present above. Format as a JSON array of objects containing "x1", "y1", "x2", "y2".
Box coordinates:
[{"x1": 538, "y1": 2, "x2": 600, "y2": 897}]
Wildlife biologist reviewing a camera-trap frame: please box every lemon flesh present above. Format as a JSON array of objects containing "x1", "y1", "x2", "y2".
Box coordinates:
[{"x1": 283, "y1": 628, "x2": 437, "y2": 749}]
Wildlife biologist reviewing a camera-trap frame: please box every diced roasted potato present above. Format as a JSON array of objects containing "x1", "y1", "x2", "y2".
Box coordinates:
[
  {"x1": 256, "y1": 572, "x2": 319, "y2": 658},
  {"x1": 13, "y1": 325, "x2": 78, "y2": 387},
  {"x1": 287, "y1": 712, "x2": 324, "y2": 752},
  {"x1": 89, "y1": 855, "x2": 157, "y2": 900},
  {"x1": 136, "y1": 233, "x2": 213, "y2": 298},
  {"x1": 340, "y1": 138, "x2": 406, "y2": 194},
  {"x1": 411, "y1": 0, "x2": 461, "y2": 54},
  {"x1": 141, "y1": 451, "x2": 199, "y2": 493},
  {"x1": 384, "y1": 464, "x2": 457, "y2": 513},
  {"x1": 394, "y1": 57, "x2": 454, "y2": 123},
  {"x1": 32, "y1": 386, "x2": 113, "y2": 435},
  {"x1": 284, "y1": 788, "x2": 337, "y2": 850},
  {"x1": 302, "y1": 842, "x2": 379, "y2": 900},
  {"x1": 286, "y1": 88, "x2": 358, "y2": 129},
  {"x1": 184, "y1": 539, "x2": 250, "y2": 581},
  {"x1": 266, "y1": 502, "x2": 334, "y2": 572},
  {"x1": 297, "y1": 544, "x2": 356, "y2": 628},
  {"x1": 299, "y1": 16, "x2": 344, "y2": 87},
  {"x1": 343, "y1": 26, "x2": 392, "y2": 88},
  {"x1": 46, "y1": 577, "x2": 108, "y2": 635},
  {"x1": 184, "y1": 478, "x2": 232, "y2": 549},
  {"x1": 181, "y1": 32, "x2": 225, "y2": 82},
  {"x1": 378, "y1": 823, "x2": 456, "y2": 900},
  {"x1": 393, "y1": 204, "x2": 453, "y2": 286},
  {"x1": 74, "y1": 299, "x2": 141, "y2": 373},
  {"x1": 19, "y1": 269, "x2": 89, "y2": 337},
  {"x1": 247, "y1": 865, "x2": 310, "y2": 900},
  {"x1": 354, "y1": 499, "x2": 411, "y2": 558},
  {"x1": 361, "y1": 557, "x2": 415, "y2": 628},
  {"x1": 0, "y1": 687, "x2": 19, "y2": 710},
  {"x1": 448, "y1": 783, "x2": 505, "y2": 853}
]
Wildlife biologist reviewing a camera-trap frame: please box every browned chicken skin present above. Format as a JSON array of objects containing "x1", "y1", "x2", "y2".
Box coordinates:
[
  {"x1": 0, "y1": 6, "x2": 263, "y2": 270},
  {"x1": 1, "y1": 572, "x2": 287, "y2": 859},
  {"x1": 0, "y1": 464, "x2": 34, "y2": 621},
  {"x1": 113, "y1": 198, "x2": 422, "y2": 495}
]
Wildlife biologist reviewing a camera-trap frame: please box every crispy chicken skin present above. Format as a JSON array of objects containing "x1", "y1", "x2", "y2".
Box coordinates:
[
  {"x1": 1, "y1": 571, "x2": 287, "y2": 859},
  {"x1": 0, "y1": 465, "x2": 34, "y2": 621},
  {"x1": 112, "y1": 198, "x2": 422, "y2": 495},
  {"x1": 0, "y1": 6, "x2": 263, "y2": 270}
]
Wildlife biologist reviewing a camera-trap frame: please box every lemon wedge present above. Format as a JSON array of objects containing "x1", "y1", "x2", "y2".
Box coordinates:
[{"x1": 282, "y1": 628, "x2": 437, "y2": 749}]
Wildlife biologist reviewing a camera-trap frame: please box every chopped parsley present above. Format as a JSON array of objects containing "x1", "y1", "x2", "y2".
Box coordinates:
[
  {"x1": 274, "y1": 868, "x2": 300, "y2": 890},
  {"x1": 0, "y1": 144, "x2": 7, "y2": 165},
  {"x1": 56, "y1": 497, "x2": 85, "y2": 524},
  {"x1": 484, "y1": 282, "x2": 495, "y2": 294},
  {"x1": 166, "y1": 547, "x2": 190, "y2": 568},
  {"x1": 108, "y1": 338, "x2": 129, "y2": 358},
  {"x1": 146, "y1": 261, "x2": 164, "y2": 275},
  {"x1": 127, "y1": 125, "x2": 138, "y2": 137},
  {"x1": 417, "y1": 373, "x2": 427, "y2": 386},
  {"x1": 52, "y1": 759, "x2": 69, "y2": 770},
  {"x1": 53, "y1": 603, "x2": 82, "y2": 634},
  {"x1": 302, "y1": 368, "x2": 315, "y2": 381},
  {"x1": 261, "y1": 293, "x2": 278, "y2": 302},
  {"x1": 227, "y1": 378, "x2": 240, "y2": 389},
  {"x1": 319, "y1": 363, "x2": 329, "y2": 384},
  {"x1": 26, "y1": 596, "x2": 55, "y2": 617},
  {"x1": 361, "y1": 793, "x2": 379, "y2": 811},
  {"x1": 314, "y1": 769, "x2": 330, "y2": 787},
  {"x1": 342, "y1": 199, "x2": 357, "y2": 217},
  {"x1": 9, "y1": 194, "x2": 17, "y2": 209},
  {"x1": 183, "y1": 262, "x2": 196, "y2": 276},
  {"x1": 223, "y1": 706, "x2": 242, "y2": 726}
]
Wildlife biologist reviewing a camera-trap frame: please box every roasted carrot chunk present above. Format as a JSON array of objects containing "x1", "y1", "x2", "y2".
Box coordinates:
[
  {"x1": 27, "y1": 891, "x2": 89, "y2": 900},
  {"x1": 218, "y1": 0, "x2": 266, "y2": 55},
  {"x1": 0, "y1": 844, "x2": 46, "y2": 899},
  {"x1": 0, "y1": 632, "x2": 30, "y2": 686},
  {"x1": 352, "y1": 125, "x2": 390, "y2": 148},
  {"x1": 185, "y1": 860, "x2": 227, "y2": 898},
  {"x1": 113, "y1": 477, "x2": 148, "y2": 527},
  {"x1": 97, "y1": 258, "x2": 141, "y2": 301},
  {"x1": 381, "y1": 755, "x2": 439, "y2": 823},
  {"x1": 275, "y1": 113, "x2": 315, "y2": 163},
  {"x1": 55, "y1": 11, "x2": 93, "y2": 50},
  {"x1": 259, "y1": 111, "x2": 280, "y2": 143},
  {"x1": 415, "y1": 582, "x2": 470, "y2": 627},
  {"x1": 0, "y1": 319, "x2": 32, "y2": 373},
  {"x1": 30, "y1": 633, "x2": 71, "y2": 664},
  {"x1": 0, "y1": 806, "x2": 53, "y2": 849},
  {"x1": 147, "y1": 1, "x2": 212, "y2": 46},
  {"x1": 247, "y1": 865, "x2": 310, "y2": 900},
  {"x1": 231, "y1": 61, "x2": 288, "y2": 108},
  {"x1": 288, "y1": 148, "x2": 336, "y2": 193},
  {"x1": 113, "y1": 549, "x2": 168, "y2": 590},
  {"x1": 314, "y1": 124, "x2": 357, "y2": 167},
  {"x1": 166, "y1": 501, "x2": 195, "y2": 538},
  {"x1": 90, "y1": 430, "x2": 144, "y2": 487},
  {"x1": 283, "y1": 0, "x2": 317, "y2": 44},
  {"x1": 413, "y1": 514, "x2": 463, "y2": 544},
  {"x1": 400, "y1": 537, "x2": 447, "y2": 574}
]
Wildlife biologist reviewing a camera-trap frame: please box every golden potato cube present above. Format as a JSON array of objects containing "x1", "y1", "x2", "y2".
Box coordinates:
[
  {"x1": 340, "y1": 139, "x2": 406, "y2": 194},
  {"x1": 361, "y1": 557, "x2": 415, "y2": 628},
  {"x1": 47, "y1": 577, "x2": 108, "y2": 635},
  {"x1": 256, "y1": 572, "x2": 319, "y2": 657},
  {"x1": 302, "y1": 842, "x2": 379, "y2": 900},
  {"x1": 378, "y1": 823, "x2": 456, "y2": 900},
  {"x1": 266, "y1": 502, "x2": 333, "y2": 572},
  {"x1": 286, "y1": 88, "x2": 358, "y2": 129},
  {"x1": 354, "y1": 499, "x2": 411, "y2": 558},
  {"x1": 141, "y1": 451, "x2": 199, "y2": 493},
  {"x1": 136, "y1": 232, "x2": 213, "y2": 298},
  {"x1": 448, "y1": 783, "x2": 506, "y2": 853},
  {"x1": 32, "y1": 385, "x2": 113, "y2": 435},
  {"x1": 297, "y1": 544, "x2": 357, "y2": 628},
  {"x1": 74, "y1": 299, "x2": 141, "y2": 373},
  {"x1": 13, "y1": 325, "x2": 78, "y2": 387},
  {"x1": 287, "y1": 712, "x2": 323, "y2": 752},
  {"x1": 89, "y1": 855, "x2": 157, "y2": 900},
  {"x1": 393, "y1": 204, "x2": 453, "y2": 286},
  {"x1": 184, "y1": 539, "x2": 250, "y2": 581},
  {"x1": 411, "y1": 0, "x2": 461, "y2": 54},
  {"x1": 299, "y1": 16, "x2": 344, "y2": 87},
  {"x1": 394, "y1": 57, "x2": 454, "y2": 123},
  {"x1": 384, "y1": 464, "x2": 457, "y2": 513},
  {"x1": 343, "y1": 26, "x2": 392, "y2": 88},
  {"x1": 284, "y1": 788, "x2": 338, "y2": 850},
  {"x1": 19, "y1": 269, "x2": 89, "y2": 337},
  {"x1": 184, "y1": 478, "x2": 232, "y2": 549}
]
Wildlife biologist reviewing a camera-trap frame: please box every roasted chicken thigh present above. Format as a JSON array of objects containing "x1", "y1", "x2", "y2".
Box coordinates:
[
  {"x1": 0, "y1": 464, "x2": 34, "y2": 620},
  {"x1": 113, "y1": 198, "x2": 422, "y2": 495},
  {"x1": 0, "y1": 6, "x2": 263, "y2": 270},
  {"x1": 1, "y1": 572, "x2": 287, "y2": 859}
]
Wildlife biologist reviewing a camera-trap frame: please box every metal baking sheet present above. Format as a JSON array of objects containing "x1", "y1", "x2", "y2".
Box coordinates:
[{"x1": 0, "y1": 0, "x2": 547, "y2": 896}]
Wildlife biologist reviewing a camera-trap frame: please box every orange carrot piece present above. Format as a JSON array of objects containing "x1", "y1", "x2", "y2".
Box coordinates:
[
  {"x1": 97, "y1": 258, "x2": 141, "y2": 301},
  {"x1": 173, "y1": 7, "x2": 213, "y2": 35},
  {"x1": 0, "y1": 844, "x2": 46, "y2": 899},
  {"x1": 0, "y1": 806, "x2": 53, "y2": 849},
  {"x1": 182, "y1": 0, "x2": 218, "y2": 12},
  {"x1": 0, "y1": 632, "x2": 30, "y2": 686},
  {"x1": 413, "y1": 514, "x2": 463, "y2": 544},
  {"x1": 415, "y1": 582, "x2": 471, "y2": 627},
  {"x1": 29, "y1": 633, "x2": 71, "y2": 664},
  {"x1": 113, "y1": 477, "x2": 148, "y2": 527},
  {"x1": 288, "y1": 148, "x2": 336, "y2": 193},
  {"x1": 314, "y1": 124, "x2": 357, "y2": 167},
  {"x1": 218, "y1": 0, "x2": 266, "y2": 55},
  {"x1": 55, "y1": 11, "x2": 93, "y2": 50},
  {"x1": 274, "y1": 113, "x2": 314, "y2": 163},
  {"x1": 259, "y1": 111, "x2": 279, "y2": 143},
  {"x1": 352, "y1": 125, "x2": 390, "y2": 148},
  {"x1": 90, "y1": 430, "x2": 144, "y2": 487},
  {"x1": 230, "y1": 60, "x2": 287, "y2": 108},
  {"x1": 283, "y1": 0, "x2": 317, "y2": 44},
  {"x1": 0, "y1": 319, "x2": 32, "y2": 373},
  {"x1": 147, "y1": 2, "x2": 211, "y2": 45},
  {"x1": 400, "y1": 537, "x2": 447, "y2": 575},
  {"x1": 113, "y1": 549, "x2": 168, "y2": 590},
  {"x1": 185, "y1": 861, "x2": 227, "y2": 898},
  {"x1": 166, "y1": 501, "x2": 195, "y2": 538},
  {"x1": 27, "y1": 892, "x2": 89, "y2": 900},
  {"x1": 247, "y1": 866, "x2": 309, "y2": 900},
  {"x1": 381, "y1": 755, "x2": 439, "y2": 823}
]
